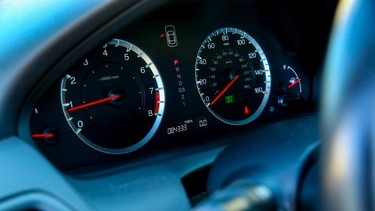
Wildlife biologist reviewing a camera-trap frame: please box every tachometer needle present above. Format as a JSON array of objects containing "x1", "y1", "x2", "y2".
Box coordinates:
[
  {"x1": 288, "y1": 78, "x2": 302, "y2": 89},
  {"x1": 210, "y1": 75, "x2": 239, "y2": 106},
  {"x1": 68, "y1": 95, "x2": 120, "y2": 112}
]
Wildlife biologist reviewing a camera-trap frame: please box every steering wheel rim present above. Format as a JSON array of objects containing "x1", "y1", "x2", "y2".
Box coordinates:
[{"x1": 321, "y1": 0, "x2": 375, "y2": 210}]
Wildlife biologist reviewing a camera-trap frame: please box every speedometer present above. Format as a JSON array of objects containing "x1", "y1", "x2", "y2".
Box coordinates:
[{"x1": 195, "y1": 27, "x2": 271, "y2": 125}]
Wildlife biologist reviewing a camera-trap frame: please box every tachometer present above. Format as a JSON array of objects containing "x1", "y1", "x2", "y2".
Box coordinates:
[
  {"x1": 195, "y1": 27, "x2": 271, "y2": 125},
  {"x1": 61, "y1": 39, "x2": 165, "y2": 154}
]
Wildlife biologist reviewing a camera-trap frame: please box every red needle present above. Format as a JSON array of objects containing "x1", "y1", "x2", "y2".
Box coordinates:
[
  {"x1": 32, "y1": 133, "x2": 54, "y2": 138},
  {"x1": 288, "y1": 78, "x2": 302, "y2": 89},
  {"x1": 210, "y1": 75, "x2": 239, "y2": 106},
  {"x1": 68, "y1": 95, "x2": 120, "y2": 112}
]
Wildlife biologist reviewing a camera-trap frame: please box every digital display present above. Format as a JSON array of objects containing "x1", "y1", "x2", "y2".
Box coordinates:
[{"x1": 166, "y1": 116, "x2": 208, "y2": 135}]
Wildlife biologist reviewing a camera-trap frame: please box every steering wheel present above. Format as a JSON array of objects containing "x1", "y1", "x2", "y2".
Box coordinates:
[
  {"x1": 321, "y1": 0, "x2": 375, "y2": 210},
  {"x1": 193, "y1": 0, "x2": 374, "y2": 210}
]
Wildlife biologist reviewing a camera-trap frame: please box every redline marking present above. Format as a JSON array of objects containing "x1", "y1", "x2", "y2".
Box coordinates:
[{"x1": 154, "y1": 91, "x2": 160, "y2": 115}]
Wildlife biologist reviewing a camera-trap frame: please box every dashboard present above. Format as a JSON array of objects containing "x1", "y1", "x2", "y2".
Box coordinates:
[
  {"x1": 22, "y1": 0, "x2": 321, "y2": 171},
  {"x1": 0, "y1": 0, "x2": 341, "y2": 210}
]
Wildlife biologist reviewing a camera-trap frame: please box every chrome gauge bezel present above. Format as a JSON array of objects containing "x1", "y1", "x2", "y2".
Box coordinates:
[
  {"x1": 60, "y1": 39, "x2": 165, "y2": 154},
  {"x1": 195, "y1": 27, "x2": 271, "y2": 125}
]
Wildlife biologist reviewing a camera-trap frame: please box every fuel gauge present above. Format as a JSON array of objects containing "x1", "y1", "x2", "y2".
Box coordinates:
[{"x1": 278, "y1": 65, "x2": 303, "y2": 107}]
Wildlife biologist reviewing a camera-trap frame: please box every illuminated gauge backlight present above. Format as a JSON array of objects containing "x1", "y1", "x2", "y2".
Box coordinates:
[
  {"x1": 61, "y1": 39, "x2": 165, "y2": 154},
  {"x1": 195, "y1": 27, "x2": 271, "y2": 125}
]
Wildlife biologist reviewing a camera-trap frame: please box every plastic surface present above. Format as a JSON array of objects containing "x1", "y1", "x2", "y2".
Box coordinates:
[
  {"x1": 0, "y1": 1, "x2": 194, "y2": 210},
  {"x1": 206, "y1": 114, "x2": 319, "y2": 210},
  {"x1": 0, "y1": 137, "x2": 90, "y2": 210},
  {"x1": 68, "y1": 173, "x2": 191, "y2": 211},
  {"x1": 0, "y1": 0, "x2": 141, "y2": 137},
  {"x1": 0, "y1": 0, "x2": 341, "y2": 210}
]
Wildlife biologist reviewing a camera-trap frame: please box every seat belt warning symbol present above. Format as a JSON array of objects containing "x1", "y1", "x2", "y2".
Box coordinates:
[{"x1": 164, "y1": 25, "x2": 178, "y2": 48}]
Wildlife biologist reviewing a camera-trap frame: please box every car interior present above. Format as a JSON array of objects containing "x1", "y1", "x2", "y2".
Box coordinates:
[{"x1": 1, "y1": 0, "x2": 374, "y2": 210}]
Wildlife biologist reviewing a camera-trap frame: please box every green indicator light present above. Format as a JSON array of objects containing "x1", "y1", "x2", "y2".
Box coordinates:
[{"x1": 225, "y1": 95, "x2": 235, "y2": 104}]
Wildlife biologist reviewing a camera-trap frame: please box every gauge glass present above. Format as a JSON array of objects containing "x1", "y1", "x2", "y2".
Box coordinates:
[
  {"x1": 61, "y1": 39, "x2": 165, "y2": 154},
  {"x1": 195, "y1": 27, "x2": 271, "y2": 125},
  {"x1": 282, "y1": 65, "x2": 302, "y2": 95},
  {"x1": 278, "y1": 65, "x2": 303, "y2": 107}
]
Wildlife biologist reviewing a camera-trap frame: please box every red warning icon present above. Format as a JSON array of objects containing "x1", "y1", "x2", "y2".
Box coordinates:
[{"x1": 244, "y1": 106, "x2": 250, "y2": 115}]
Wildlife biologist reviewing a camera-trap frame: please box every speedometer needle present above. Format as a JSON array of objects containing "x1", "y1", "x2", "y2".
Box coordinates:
[
  {"x1": 68, "y1": 95, "x2": 120, "y2": 112},
  {"x1": 210, "y1": 75, "x2": 239, "y2": 106}
]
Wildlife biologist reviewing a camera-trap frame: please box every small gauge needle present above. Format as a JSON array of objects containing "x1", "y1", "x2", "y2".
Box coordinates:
[
  {"x1": 288, "y1": 78, "x2": 302, "y2": 89},
  {"x1": 210, "y1": 75, "x2": 239, "y2": 106},
  {"x1": 32, "y1": 133, "x2": 54, "y2": 138},
  {"x1": 68, "y1": 95, "x2": 120, "y2": 112}
]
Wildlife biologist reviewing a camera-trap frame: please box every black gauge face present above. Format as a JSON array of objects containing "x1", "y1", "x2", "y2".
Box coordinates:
[
  {"x1": 282, "y1": 65, "x2": 302, "y2": 95},
  {"x1": 195, "y1": 27, "x2": 271, "y2": 125},
  {"x1": 61, "y1": 39, "x2": 165, "y2": 154},
  {"x1": 278, "y1": 65, "x2": 303, "y2": 107}
]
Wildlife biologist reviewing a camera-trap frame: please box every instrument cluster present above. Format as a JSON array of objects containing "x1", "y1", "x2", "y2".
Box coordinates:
[{"x1": 26, "y1": 1, "x2": 313, "y2": 170}]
